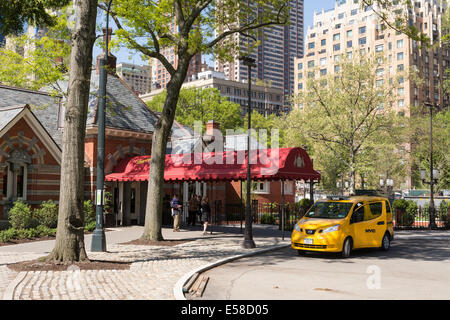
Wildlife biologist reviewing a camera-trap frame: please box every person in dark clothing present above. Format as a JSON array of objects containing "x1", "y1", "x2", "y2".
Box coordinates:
[
  {"x1": 200, "y1": 196, "x2": 211, "y2": 235},
  {"x1": 170, "y1": 194, "x2": 182, "y2": 232},
  {"x1": 188, "y1": 194, "x2": 199, "y2": 226}
]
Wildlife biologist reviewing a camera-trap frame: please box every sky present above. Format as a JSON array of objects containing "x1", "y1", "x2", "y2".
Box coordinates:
[{"x1": 94, "y1": 0, "x2": 336, "y2": 66}]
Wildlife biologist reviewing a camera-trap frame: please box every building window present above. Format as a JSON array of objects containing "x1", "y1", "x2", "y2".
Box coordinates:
[
  {"x1": 347, "y1": 40, "x2": 353, "y2": 48},
  {"x1": 308, "y1": 60, "x2": 315, "y2": 68},
  {"x1": 359, "y1": 37, "x2": 366, "y2": 45},
  {"x1": 397, "y1": 39, "x2": 404, "y2": 48},
  {"x1": 252, "y1": 181, "x2": 270, "y2": 194},
  {"x1": 298, "y1": 63, "x2": 303, "y2": 70},
  {"x1": 359, "y1": 26, "x2": 366, "y2": 34},
  {"x1": 375, "y1": 44, "x2": 384, "y2": 52},
  {"x1": 397, "y1": 52, "x2": 404, "y2": 60},
  {"x1": 333, "y1": 33, "x2": 340, "y2": 41},
  {"x1": 283, "y1": 181, "x2": 294, "y2": 195},
  {"x1": 308, "y1": 42, "x2": 315, "y2": 49},
  {"x1": 320, "y1": 57, "x2": 327, "y2": 66},
  {"x1": 347, "y1": 30, "x2": 353, "y2": 37},
  {"x1": 320, "y1": 69, "x2": 327, "y2": 76},
  {"x1": 333, "y1": 44, "x2": 341, "y2": 51},
  {"x1": 321, "y1": 39, "x2": 326, "y2": 46}
]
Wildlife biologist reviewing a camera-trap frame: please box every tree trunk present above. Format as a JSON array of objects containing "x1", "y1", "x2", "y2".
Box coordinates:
[
  {"x1": 349, "y1": 150, "x2": 356, "y2": 195},
  {"x1": 141, "y1": 57, "x2": 191, "y2": 241},
  {"x1": 46, "y1": 0, "x2": 98, "y2": 263}
]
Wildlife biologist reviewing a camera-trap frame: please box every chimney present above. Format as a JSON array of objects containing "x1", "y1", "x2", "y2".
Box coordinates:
[
  {"x1": 96, "y1": 27, "x2": 117, "y2": 74},
  {"x1": 206, "y1": 120, "x2": 221, "y2": 136}
]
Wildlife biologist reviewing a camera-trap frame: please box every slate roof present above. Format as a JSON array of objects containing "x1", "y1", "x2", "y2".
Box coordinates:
[
  {"x1": 0, "y1": 72, "x2": 193, "y2": 149},
  {"x1": 87, "y1": 73, "x2": 159, "y2": 133},
  {"x1": 0, "y1": 85, "x2": 63, "y2": 146},
  {"x1": 0, "y1": 105, "x2": 24, "y2": 132}
]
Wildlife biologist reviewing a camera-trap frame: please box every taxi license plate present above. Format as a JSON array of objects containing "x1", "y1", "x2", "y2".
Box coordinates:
[{"x1": 303, "y1": 238, "x2": 313, "y2": 245}]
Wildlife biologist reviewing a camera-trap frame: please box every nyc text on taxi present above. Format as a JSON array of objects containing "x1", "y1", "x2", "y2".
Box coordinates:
[{"x1": 291, "y1": 196, "x2": 394, "y2": 258}]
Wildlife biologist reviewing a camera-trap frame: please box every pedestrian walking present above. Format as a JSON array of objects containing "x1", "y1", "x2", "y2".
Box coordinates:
[
  {"x1": 200, "y1": 196, "x2": 211, "y2": 235},
  {"x1": 188, "y1": 194, "x2": 199, "y2": 226},
  {"x1": 170, "y1": 194, "x2": 182, "y2": 232}
]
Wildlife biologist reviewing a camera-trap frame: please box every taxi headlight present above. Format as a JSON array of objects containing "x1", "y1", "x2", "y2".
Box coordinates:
[
  {"x1": 294, "y1": 223, "x2": 301, "y2": 232},
  {"x1": 322, "y1": 225, "x2": 340, "y2": 233}
]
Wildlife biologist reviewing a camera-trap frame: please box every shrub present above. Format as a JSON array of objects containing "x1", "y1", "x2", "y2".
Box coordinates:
[
  {"x1": 84, "y1": 221, "x2": 96, "y2": 232},
  {"x1": 393, "y1": 199, "x2": 408, "y2": 211},
  {"x1": 36, "y1": 225, "x2": 57, "y2": 237},
  {"x1": 8, "y1": 200, "x2": 37, "y2": 229},
  {"x1": 16, "y1": 228, "x2": 39, "y2": 239},
  {"x1": 34, "y1": 200, "x2": 58, "y2": 228},
  {"x1": 84, "y1": 200, "x2": 96, "y2": 225},
  {"x1": 260, "y1": 214, "x2": 275, "y2": 225},
  {"x1": 403, "y1": 201, "x2": 418, "y2": 227},
  {"x1": 0, "y1": 228, "x2": 17, "y2": 242},
  {"x1": 438, "y1": 201, "x2": 449, "y2": 227}
]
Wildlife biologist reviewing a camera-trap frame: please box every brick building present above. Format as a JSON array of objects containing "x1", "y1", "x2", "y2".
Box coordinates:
[{"x1": 0, "y1": 57, "x2": 191, "y2": 223}]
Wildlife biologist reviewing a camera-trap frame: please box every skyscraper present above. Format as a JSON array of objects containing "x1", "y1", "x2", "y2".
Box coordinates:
[
  {"x1": 214, "y1": 0, "x2": 304, "y2": 106},
  {"x1": 295, "y1": 0, "x2": 448, "y2": 112},
  {"x1": 151, "y1": 19, "x2": 202, "y2": 90}
]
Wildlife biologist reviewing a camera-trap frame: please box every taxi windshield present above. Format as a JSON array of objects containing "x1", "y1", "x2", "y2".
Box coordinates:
[{"x1": 305, "y1": 201, "x2": 353, "y2": 219}]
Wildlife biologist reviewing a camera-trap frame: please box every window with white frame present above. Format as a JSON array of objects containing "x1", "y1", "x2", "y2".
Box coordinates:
[{"x1": 252, "y1": 181, "x2": 270, "y2": 194}]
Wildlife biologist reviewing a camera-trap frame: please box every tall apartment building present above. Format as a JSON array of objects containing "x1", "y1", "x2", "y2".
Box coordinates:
[
  {"x1": 141, "y1": 70, "x2": 285, "y2": 116},
  {"x1": 151, "y1": 20, "x2": 202, "y2": 90},
  {"x1": 116, "y1": 62, "x2": 152, "y2": 95},
  {"x1": 294, "y1": 0, "x2": 449, "y2": 113},
  {"x1": 214, "y1": 0, "x2": 304, "y2": 102}
]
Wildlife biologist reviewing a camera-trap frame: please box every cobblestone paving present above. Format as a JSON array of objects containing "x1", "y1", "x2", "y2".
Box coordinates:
[{"x1": 0, "y1": 234, "x2": 288, "y2": 300}]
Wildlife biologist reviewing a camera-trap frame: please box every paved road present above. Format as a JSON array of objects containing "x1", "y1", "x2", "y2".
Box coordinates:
[
  {"x1": 194, "y1": 231, "x2": 450, "y2": 300},
  {"x1": 0, "y1": 224, "x2": 290, "y2": 300}
]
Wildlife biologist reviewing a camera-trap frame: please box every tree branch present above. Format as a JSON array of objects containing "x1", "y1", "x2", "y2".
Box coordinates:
[{"x1": 97, "y1": 3, "x2": 176, "y2": 76}]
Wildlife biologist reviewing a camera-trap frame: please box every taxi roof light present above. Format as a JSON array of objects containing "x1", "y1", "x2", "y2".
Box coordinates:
[{"x1": 326, "y1": 195, "x2": 350, "y2": 201}]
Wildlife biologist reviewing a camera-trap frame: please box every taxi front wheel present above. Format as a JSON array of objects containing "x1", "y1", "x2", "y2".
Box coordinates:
[{"x1": 341, "y1": 237, "x2": 352, "y2": 258}]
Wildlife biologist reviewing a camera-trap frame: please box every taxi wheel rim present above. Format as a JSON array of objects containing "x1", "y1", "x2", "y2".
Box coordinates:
[
  {"x1": 383, "y1": 234, "x2": 390, "y2": 250},
  {"x1": 343, "y1": 239, "x2": 351, "y2": 256}
]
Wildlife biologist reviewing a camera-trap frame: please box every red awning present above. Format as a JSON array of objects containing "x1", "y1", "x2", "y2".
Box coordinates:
[{"x1": 105, "y1": 147, "x2": 321, "y2": 182}]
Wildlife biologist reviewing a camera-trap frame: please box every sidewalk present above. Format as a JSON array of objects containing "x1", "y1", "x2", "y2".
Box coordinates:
[{"x1": 0, "y1": 224, "x2": 290, "y2": 300}]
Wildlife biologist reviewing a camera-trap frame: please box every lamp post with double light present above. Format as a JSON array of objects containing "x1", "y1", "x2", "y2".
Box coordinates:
[
  {"x1": 91, "y1": 0, "x2": 113, "y2": 252},
  {"x1": 240, "y1": 55, "x2": 256, "y2": 249},
  {"x1": 421, "y1": 99, "x2": 439, "y2": 230}
]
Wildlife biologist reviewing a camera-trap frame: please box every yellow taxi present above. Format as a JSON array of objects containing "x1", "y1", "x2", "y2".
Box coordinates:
[{"x1": 291, "y1": 196, "x2": 394, "y2": 258}]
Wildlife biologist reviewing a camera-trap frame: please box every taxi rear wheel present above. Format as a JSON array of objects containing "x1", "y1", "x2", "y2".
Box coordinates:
[
  {"x1": 381, "y1": 233, "x2": 390, "y2": 251},
  {"x1": 341, "y1": 237, "x2": 352, "y2": 258}
]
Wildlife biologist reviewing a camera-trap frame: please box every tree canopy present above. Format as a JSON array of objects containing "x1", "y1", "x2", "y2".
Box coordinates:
[
  {"x1": 146, "y1": 87, "x2": 243, "y2": 133},
  {"x1": 0, "y1": 0, "x2": 71, "y2": 36}
]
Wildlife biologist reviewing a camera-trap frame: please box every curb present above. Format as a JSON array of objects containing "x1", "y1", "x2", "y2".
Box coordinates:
[
  {"x1": 173, "y1": 243, "x2": 290, "y2": 300},
  {"x1": 3, "y1": 271, "x2": 27, "y2": 300}
]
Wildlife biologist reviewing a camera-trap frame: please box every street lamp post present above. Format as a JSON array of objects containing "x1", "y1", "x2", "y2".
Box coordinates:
[
  {"x1": 422, "y1": 99, "x2": 438, "y2": 230},
  {"x1": 240, "y1": 55, "x2": 256, "y2": 249},
  {"x1": 91, "y1": 0, "x2": 113, "y2": 252}
]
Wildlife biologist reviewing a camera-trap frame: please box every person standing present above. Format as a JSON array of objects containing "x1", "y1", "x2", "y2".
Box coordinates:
[
  {"x1": 200, "y1": 196, "x2": 211, "y2": 235},
  {"x1": 188, "y1": 194, "x2": 199, "y2": 226},
  {"x1": 170, "y1": 194, "x2": 182, "y2": 232}
]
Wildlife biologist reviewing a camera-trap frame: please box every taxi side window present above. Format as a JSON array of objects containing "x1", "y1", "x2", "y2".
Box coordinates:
[
  {"x1": 351, "y1": 203, "x2": 365, "y2": 223},
  {"x1": 367, "y1": 202, "x2": 383, "y2": 220},
  {"x1": 385, "y1": 201, "x2": 391, "y2": 215}
]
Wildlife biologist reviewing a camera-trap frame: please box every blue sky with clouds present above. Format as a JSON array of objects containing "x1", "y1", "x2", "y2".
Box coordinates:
[{"x1": 97, "y1": 0, "x2": 336, "y2": 66}]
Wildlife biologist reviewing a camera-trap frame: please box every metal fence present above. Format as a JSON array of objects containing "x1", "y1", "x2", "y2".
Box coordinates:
[
  {"x1": 225, "y1": 202, "x2": 306, "y2": 231},
  {"x1": 393, "y1": 205, "x2": 450, "y2": 230},
  {"x1": 224, "y1": 202, "x2": 450, "y2": 231}
]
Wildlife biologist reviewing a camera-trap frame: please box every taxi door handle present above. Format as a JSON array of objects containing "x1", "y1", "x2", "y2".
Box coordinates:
[{"x1": 377, "y1": 221, "x2": 385, "y2": 225}]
